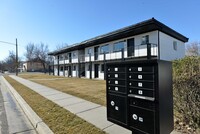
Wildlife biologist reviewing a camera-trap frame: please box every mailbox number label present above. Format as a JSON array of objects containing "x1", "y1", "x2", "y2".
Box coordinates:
[
  {"x1": 138, "y1": 82, "x2": 143, "y2": 87},
  {"x1": 115, "y1": 74, "x2": 118, "y2": 78},
  {"x1": 138, "y1": 67, "x2": 142, "y2": 71},
  {"x1": 115, "y1": 87, "x2": 118, "y2": 91},
  {"x1": 138, "y1": 90, "x2": 143, "y2": 95},
  {"x1": 138, "y1": 75, "x2": 142, "y2": 79},
  {"x1": 115, "y1": 81, "x2": 118, "y2": 84},
  {"x1": 115, "y1": 68, "x2": 118, "y2": 71}
]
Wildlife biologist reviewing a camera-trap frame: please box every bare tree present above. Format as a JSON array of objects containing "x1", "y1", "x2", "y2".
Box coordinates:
[
  {"x1": 56, "y1": 43, "x2": 68, "y2": 50},
  {"x1": 4, "y1": 51, "x2": 20, "y2": 72},
  {"x1": 186, "y1": 42, "x2": 200, "y2": 56},
  {"x1": 34, "y1": 43, "x2": 49, "y2": 73},
  {"x1": 24, "y1": 43, "x2": 35, "y2": 61},
  {"x1": 24, "y1": 42, "x2": 49, "y2": 73}
]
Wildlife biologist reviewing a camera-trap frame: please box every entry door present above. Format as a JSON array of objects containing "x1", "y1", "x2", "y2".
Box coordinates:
[
  {"x1": 69, "y1": 53, "x2": 72, "y2": 63},
  {"x1": 68, "y1": 66, "x2": 72, "y2": 76},
  {"x1": 94, "y1": 64, "x2": 99, "y2": 78},
  {"x1": 94, "y1": 46, "x2": 99, "y2": 60},
  {"x1": 127, "y1": 38, "x2": 135, "y2": 57}
]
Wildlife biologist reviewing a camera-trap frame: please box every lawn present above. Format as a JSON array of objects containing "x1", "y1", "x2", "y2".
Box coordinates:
[
  {"x1": 19, "y1": 73, "x2": 106, "y2": 106},
  {"x1": 4, "y1": 76, "x2": 105, "y2": 134}
]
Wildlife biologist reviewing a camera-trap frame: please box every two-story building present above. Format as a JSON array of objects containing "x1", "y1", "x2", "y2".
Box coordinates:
[{"x1": 48, "y1": 18, "x2": 188, "y2": 79}]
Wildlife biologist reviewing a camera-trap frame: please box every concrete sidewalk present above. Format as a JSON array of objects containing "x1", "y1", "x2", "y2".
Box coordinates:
[
  {"x1": 9, "y1": 75, "x2": 180, "y2": 134},
  {"x1": 10, "y1": 75, "x2": 131, "y2": 134}
]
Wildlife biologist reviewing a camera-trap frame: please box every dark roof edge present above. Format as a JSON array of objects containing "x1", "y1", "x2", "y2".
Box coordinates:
[
  {"x1": 48, "y1": 18, "x2": 189, "y2": 55},
  {"x1": 152, "y1": 18, "x2": 189, "y2": 42}
]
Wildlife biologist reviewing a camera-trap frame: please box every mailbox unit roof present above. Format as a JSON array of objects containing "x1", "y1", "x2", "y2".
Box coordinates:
[{"x1": 48, "y1": 18, "x2": 188, "y2": 55}]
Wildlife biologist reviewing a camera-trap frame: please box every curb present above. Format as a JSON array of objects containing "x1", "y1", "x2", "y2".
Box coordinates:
[{"x1": 0, "y1": 76, "x2": 54, "y2": 134}]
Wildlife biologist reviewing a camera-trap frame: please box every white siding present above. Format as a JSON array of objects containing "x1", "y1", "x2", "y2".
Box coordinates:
[{"x1": 159, "y1": 32, "x2": 185, "y2": 61}]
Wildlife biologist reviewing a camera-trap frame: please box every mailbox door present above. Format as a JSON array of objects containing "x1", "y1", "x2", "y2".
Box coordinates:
[
  {"x1": 129, "y1": 105, "x2": 155, "y2": 134},
  {"x1": 108, "y1": 85, "x2": 126, "y2": 94},
  {"x1": 107, "y1": 93, "x2": 127, "y2": 125}
]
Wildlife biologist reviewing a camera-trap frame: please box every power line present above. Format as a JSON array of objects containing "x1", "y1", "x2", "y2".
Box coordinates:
[{"x1": 0, "y1": 40, "x2": 15, "y2": 45}]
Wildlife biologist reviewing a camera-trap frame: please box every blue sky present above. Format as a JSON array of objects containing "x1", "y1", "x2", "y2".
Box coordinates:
[{"x1": 0, "y1": 0, "x2": 199, "y2": 61}]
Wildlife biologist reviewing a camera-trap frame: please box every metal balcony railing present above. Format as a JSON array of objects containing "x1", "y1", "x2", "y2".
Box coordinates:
[{"x1": 53, "y1": 43, "x2": 158, "y2": 64}]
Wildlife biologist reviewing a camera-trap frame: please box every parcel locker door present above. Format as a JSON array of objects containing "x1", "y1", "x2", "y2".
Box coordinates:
[
  {"x1": 107, "y1": 93, "x2": 127, "y2": 125},
  {"x1": 129, "y1": 106, "x2": 155, "y2": 134}
]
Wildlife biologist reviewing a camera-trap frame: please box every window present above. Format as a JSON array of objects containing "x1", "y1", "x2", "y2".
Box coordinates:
[
  {"x1": 64, "y1": 66, "x2": 67, "y2": 70},
  {"x1": 173, "y1": 41, "x2": 177, "y2": 51},
  {"x1": 88, "y1": 48, "x2": 92, "y2": 54},
  {"x1": 73, "y1": 65, "x2": 76, "y2": 71},
  {"x1": 88, "y1": 64, "x2": 91, "y2": 71},
  {"x1": 101, "y1": 64, "x2": 104, "y2": 72},
  {"x1": 60, "y1": 66, "x2": 63, "y2": 71},
  {"x1": 141, "y1": 35, "x2": 149, "y2": 45},
  {"x1": 100, "y1": 45, "x2": 109, "y2": 54},
  {"x1": 113, "y1": 41, "x2": 125, "y2": 52},
  {"x1": 73, "y1": 52, "x2": 76, "y2": 57},
  {"x1": 64, "y1": 54, "x2": 68, "y2": 60},
  {"x1": 60, "y1": 55, "x2": 63, "y2": 60}
]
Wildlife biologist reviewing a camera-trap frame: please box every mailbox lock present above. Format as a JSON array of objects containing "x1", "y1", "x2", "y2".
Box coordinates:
[
  {"x1": 108, "y1": 75, "x2": 110, "y2": 77},
  {"x1": 115, "y1": 87, "x2": 118, "y2": 91},
  {"x1": 115, "y1": 68, "x2": 118, "y2": 71},
  {"x1": 115, "y1": 74, "x2": 118, "y2": 78},
  {"x1": 115, "y1": 106, "x2": 119, "y2": 111},
  {"x1": 129, "y1": 75, "x2": 132, "y2": 78},
  {"x1": 132, "y1": 114, "x2": 138, "y2": 120},
  {"x1": 139, "y1": 117, "x2": 143, "y2": 122},
  {"x1": 111, "y1": 101, "x2": 115, "y2": 106}
]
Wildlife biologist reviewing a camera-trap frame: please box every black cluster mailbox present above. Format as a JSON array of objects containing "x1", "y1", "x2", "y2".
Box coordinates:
[{"x1": 106, "y1": 59, "x2": 173, "y2": 134}]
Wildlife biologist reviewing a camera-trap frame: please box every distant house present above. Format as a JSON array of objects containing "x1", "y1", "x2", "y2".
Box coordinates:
[
  {"x1": 23, "y1": 58, "x2": 47, "y2": 72},
  {"x1": 48, "y1": 18, "x2": 189, "y2": 79}
]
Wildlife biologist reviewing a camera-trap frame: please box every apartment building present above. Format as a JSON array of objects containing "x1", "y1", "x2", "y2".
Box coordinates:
[{"x1": 48, "y1": 18, "x2": 188, "y2": 79}]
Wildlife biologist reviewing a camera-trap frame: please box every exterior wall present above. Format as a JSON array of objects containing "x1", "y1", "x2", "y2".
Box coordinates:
[
  {"x1": 159, "y1": 32, "x2": 185, "y2": 61},
  {"x1": 84, "y1": 31, "x2": 158, "y2": 62},
  {"x1": 51, "y1": 30, "x2": 186, "y2": 79}
]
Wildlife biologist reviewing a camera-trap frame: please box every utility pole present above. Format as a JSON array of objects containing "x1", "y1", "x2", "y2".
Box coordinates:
[{"x1": 16, "y1": 38, "x2": 18, "y2": 76}]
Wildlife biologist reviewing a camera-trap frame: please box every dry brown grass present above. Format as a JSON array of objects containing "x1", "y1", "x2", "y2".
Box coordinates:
[
  {"x1": 19, "y1": 74, "x2": 106, "y2": 106},
  {"x1": 4, "y1": 76, "x2": 105, "y2": 134}
]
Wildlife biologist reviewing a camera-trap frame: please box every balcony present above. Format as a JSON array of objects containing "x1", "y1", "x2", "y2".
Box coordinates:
[{"x1": 54, "y1": 43, "x2": 158, "y2": 65}]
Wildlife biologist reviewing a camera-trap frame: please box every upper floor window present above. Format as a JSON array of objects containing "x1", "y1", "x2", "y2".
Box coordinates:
[
  {"x1": 88, "y1": 48, "x2": 92, "y2": 55},
  {"x1": 60, "y1": 55, "x2": 63, "y2": 60},
  {"x1": 113, "y1": 41, "x2": 125, "y2": 52},
  {"x1": 173, "y1": 41, "x2": 177, "y2": 51},
  {"x1": 64, "y1": 54, "x2": 68, "y2": 60},
  {"x1": 141, "y1": 35, "x2": 149, "y2": 45},
  {"x1": 100, "y1": 45, "x2": 109, "y2": 54},
  {"x1": 73, "y1": 52, "x2": 76, "y2": 57}
]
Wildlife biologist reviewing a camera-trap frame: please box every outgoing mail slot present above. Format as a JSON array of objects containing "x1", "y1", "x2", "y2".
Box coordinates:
[
  {"x1": 129, "y1": 98, "x2": 155, "y2": 110},
  {"x1": 107, "y1": 67, "x2": 125, "y2": 73},
  {"x1": 129, "y1": 88, "x2": 154, "y2": 98},
  {"x1": 107, "y1": 93, "x2": 127, "y2": 125},
  {"x1": 129, "y1": 81, "x2": 154, "y2": 89},
  {"x1": 129, "y1": 105, "x2": 155, "y2": 134},
  {"x1": 107, "y1": 73, "x2": 126, "y2": 79},
  {"x1": 108, "y1": 85, "x2": 126, "y2": 94},
  {"x1": 129, "y1": 66, "x2": 154, "y2": 73},
  {"x1": 108, "y1": 79, "x2": 126, "y2": 86},
  {"x1": 128, "y1": 74, "x2": 154, "y2": 81}
]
